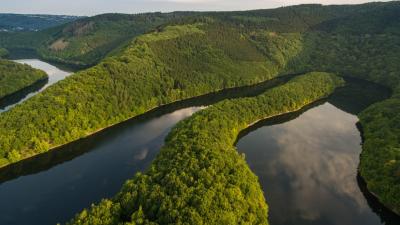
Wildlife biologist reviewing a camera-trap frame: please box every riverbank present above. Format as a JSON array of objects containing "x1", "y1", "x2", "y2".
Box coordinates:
[{"x1": 0, "y1": 77, "x2": 48, "y2": 110}]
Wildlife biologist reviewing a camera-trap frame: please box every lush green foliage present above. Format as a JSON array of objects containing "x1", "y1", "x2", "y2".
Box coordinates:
[
  {"x1": 68, "y1": 72, "x2": 343, "y2": 225},
  {"x1": 359, "y1": 99, "x2": 400, "y2": 214},
  {"x1": 0, "y1": 48, "x2": 8, "y2": 58},
  {"x1": 1, "y1": 0, "x2": 400, "y2": 216},
  {"x1": 0, "y1": 59, "x2": 47, "y2": 99},
  {"x1": 0, "y1": 13, "x2": 80, "y2": 32},
  {"x1": 0, "y1": 23, "x2": 303, "y2": 167}
]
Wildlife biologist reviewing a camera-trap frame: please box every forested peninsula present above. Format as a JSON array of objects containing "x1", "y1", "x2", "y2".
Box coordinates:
[
  {"x1": 0, "y1": 22, "x2": 302, "y2": 167},
  {"x1": 0, "y1": 59, "x2": 47, "y2": 99},
  {"x1": 68, "y1": 72, "x2": 343, "y2": 225},
  {"x1": 0, "y1": 1, "x2": 399, "y2": 219}
]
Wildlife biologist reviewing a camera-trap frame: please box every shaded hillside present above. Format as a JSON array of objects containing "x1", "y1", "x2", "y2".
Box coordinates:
[{"x1": 0, "y1": 12, "x2": 191, "y2": 67}]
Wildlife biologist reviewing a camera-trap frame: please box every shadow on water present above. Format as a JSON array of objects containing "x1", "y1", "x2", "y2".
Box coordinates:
[
  {"x1": 0, "y1": 78, "x2": 48, "y2": 110},
  {"x1": 235, "y1": 100, "x2": 326, "y2": 145},
  {"x1": 328, "y1": 76, "x2": 392, "y2": 115},
  {"x1": 236, "y1": 76, "x2": 391, "y2": 145},
  {"x1": 357, "y1": 174, "x2": 400, "y2": 225},
  {"x1": 0, "y1": 73, "x2": 296, "y2": 184}
]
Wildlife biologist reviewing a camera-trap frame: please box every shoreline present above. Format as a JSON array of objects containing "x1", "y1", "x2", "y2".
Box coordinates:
[
  {"x1": 356, "y1": 122, "x2": 400, "y2": 217},
  {"x1": 0, "y1": 77, "x2": 48, "y2": 110}
]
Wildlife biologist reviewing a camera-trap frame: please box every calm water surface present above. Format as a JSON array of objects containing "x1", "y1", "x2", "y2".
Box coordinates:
[
  {"x1": 0, "y1": 59, "x2": 72, "y2": 112},
  {"x1": 236, "y1": 79, "x2": 399, "y2": 225},
  {"x1": 0, "y1": 106, "x2": 203, "y2": 225}
]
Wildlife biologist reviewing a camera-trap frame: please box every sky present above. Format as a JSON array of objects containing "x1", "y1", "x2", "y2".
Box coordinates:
[{"x1": 0, "y1": 0, "x2": 389, "y2": 16}]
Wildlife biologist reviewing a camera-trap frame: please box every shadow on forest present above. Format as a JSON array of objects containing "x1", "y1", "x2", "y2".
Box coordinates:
[{"x1": 0, "y1": 78, "x2": 48, "y2": 110}]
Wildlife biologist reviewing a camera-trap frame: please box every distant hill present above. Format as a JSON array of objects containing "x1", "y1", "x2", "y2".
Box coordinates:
[
  {"x1": 0, "y1": 12, "x2": 192, "y2": 67},
  {"x1": 0, "y1": 14, "x2": 81, "y2": 32}
]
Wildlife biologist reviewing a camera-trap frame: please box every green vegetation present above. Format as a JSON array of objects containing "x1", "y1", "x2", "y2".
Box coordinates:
[
  {"x1": 68, "y1": 72, "x2": 343, "y2": 225},
  {"x1": 0, "y1": 0, "x2": 400, "y2": 217},
  {"x1": 0, "y1": 22, "x2": 303, "y2": 167},
  {"x1": 0, "y1": 59, "x2": 47, "y2": 99},
  {"x1": 0, "y1": 48, "x2": 8, "y2": 58},
  {"x1": 359, "y1": 99, "x2": 400, "y2": 214}
]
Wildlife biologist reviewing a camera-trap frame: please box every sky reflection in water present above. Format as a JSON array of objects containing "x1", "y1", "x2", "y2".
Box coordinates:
[{"x1": 237, "y1": 103, "x2": 384, "y2": 225}]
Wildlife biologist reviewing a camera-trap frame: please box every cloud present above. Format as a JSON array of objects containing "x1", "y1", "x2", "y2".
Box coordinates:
[{"x1": 237, "y1": 103, "x2": 371, "y2": 223}]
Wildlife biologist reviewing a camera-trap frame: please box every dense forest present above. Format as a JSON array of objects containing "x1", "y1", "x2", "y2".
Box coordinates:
[
  {"x1": 68, "y1": 72, "x2": 343, "y2": 225},
  {"x1": 0, "y1": 22, "x2": 303, "y2": 167},
  {"x1": 0, "y1": 59, "x2": 47, "y2": 99},
  {"x1": 0, "y1": 0, "x2": 399, "y2": 220}
]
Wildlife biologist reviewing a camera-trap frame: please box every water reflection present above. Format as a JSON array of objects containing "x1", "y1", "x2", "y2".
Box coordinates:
[
  {"x1": 0, "y1": 59, "x2": 72, "y2": 112},
  {"x1": 236, "y1": 79, "x2": 398, "y2": 225},
  {"x1": 237, "y1": 103, "x2": 388, "y2": 224},
  {"x1": 0, "y1": 73, "x2": 296, "y2": 225},
  {"x1": 0, "y1": 106, "x2": 202, "y2": 225}
]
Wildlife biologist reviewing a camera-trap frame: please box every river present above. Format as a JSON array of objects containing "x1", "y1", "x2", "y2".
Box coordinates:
[
  {"x1": 0, "y1": 59, "x2": 72, "y2": 112},
  {"x1": 0, "y1": 60, "x2": 398, "y2": 225},
  {"x1": 236, "y1": 78, "x2": 398, "y2": 225}
]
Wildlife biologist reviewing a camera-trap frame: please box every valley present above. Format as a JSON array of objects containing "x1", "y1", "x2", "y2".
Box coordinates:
[{"x1": 0, "y1": 1, "x2": 399, "y2": 225}]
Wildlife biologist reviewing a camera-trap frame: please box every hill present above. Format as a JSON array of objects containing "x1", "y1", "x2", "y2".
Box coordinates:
[{"x1": 0, "y1": 12, "x2": 192, "y2": 67}]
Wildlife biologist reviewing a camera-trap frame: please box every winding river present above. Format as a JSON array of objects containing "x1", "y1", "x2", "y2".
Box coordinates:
[
  {"x1": 236, "y1": 79, "x2": 398, "y2": 225},
  {"x1": 0, "y1": 60, "x2": 398, "y2": 225}
]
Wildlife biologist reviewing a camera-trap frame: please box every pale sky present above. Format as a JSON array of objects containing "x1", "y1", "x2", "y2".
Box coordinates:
[{"x1": 0, "y1": 0, "x2": 390, "y2": 16}]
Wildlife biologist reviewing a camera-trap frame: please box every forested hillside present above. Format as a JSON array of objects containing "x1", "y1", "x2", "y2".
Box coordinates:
[
  {"x1": 0, "y1": 59, "x2": 47, "y2": 99},
  {"x1": 0, "y1": 13, "x2": 191, "y2": 67},
  {"x1": 68, "y1": 72, "x2": 343, "y2": 225},
  {"x1": 0, "y1": 0, "x2": 400, "y2": 218}
]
